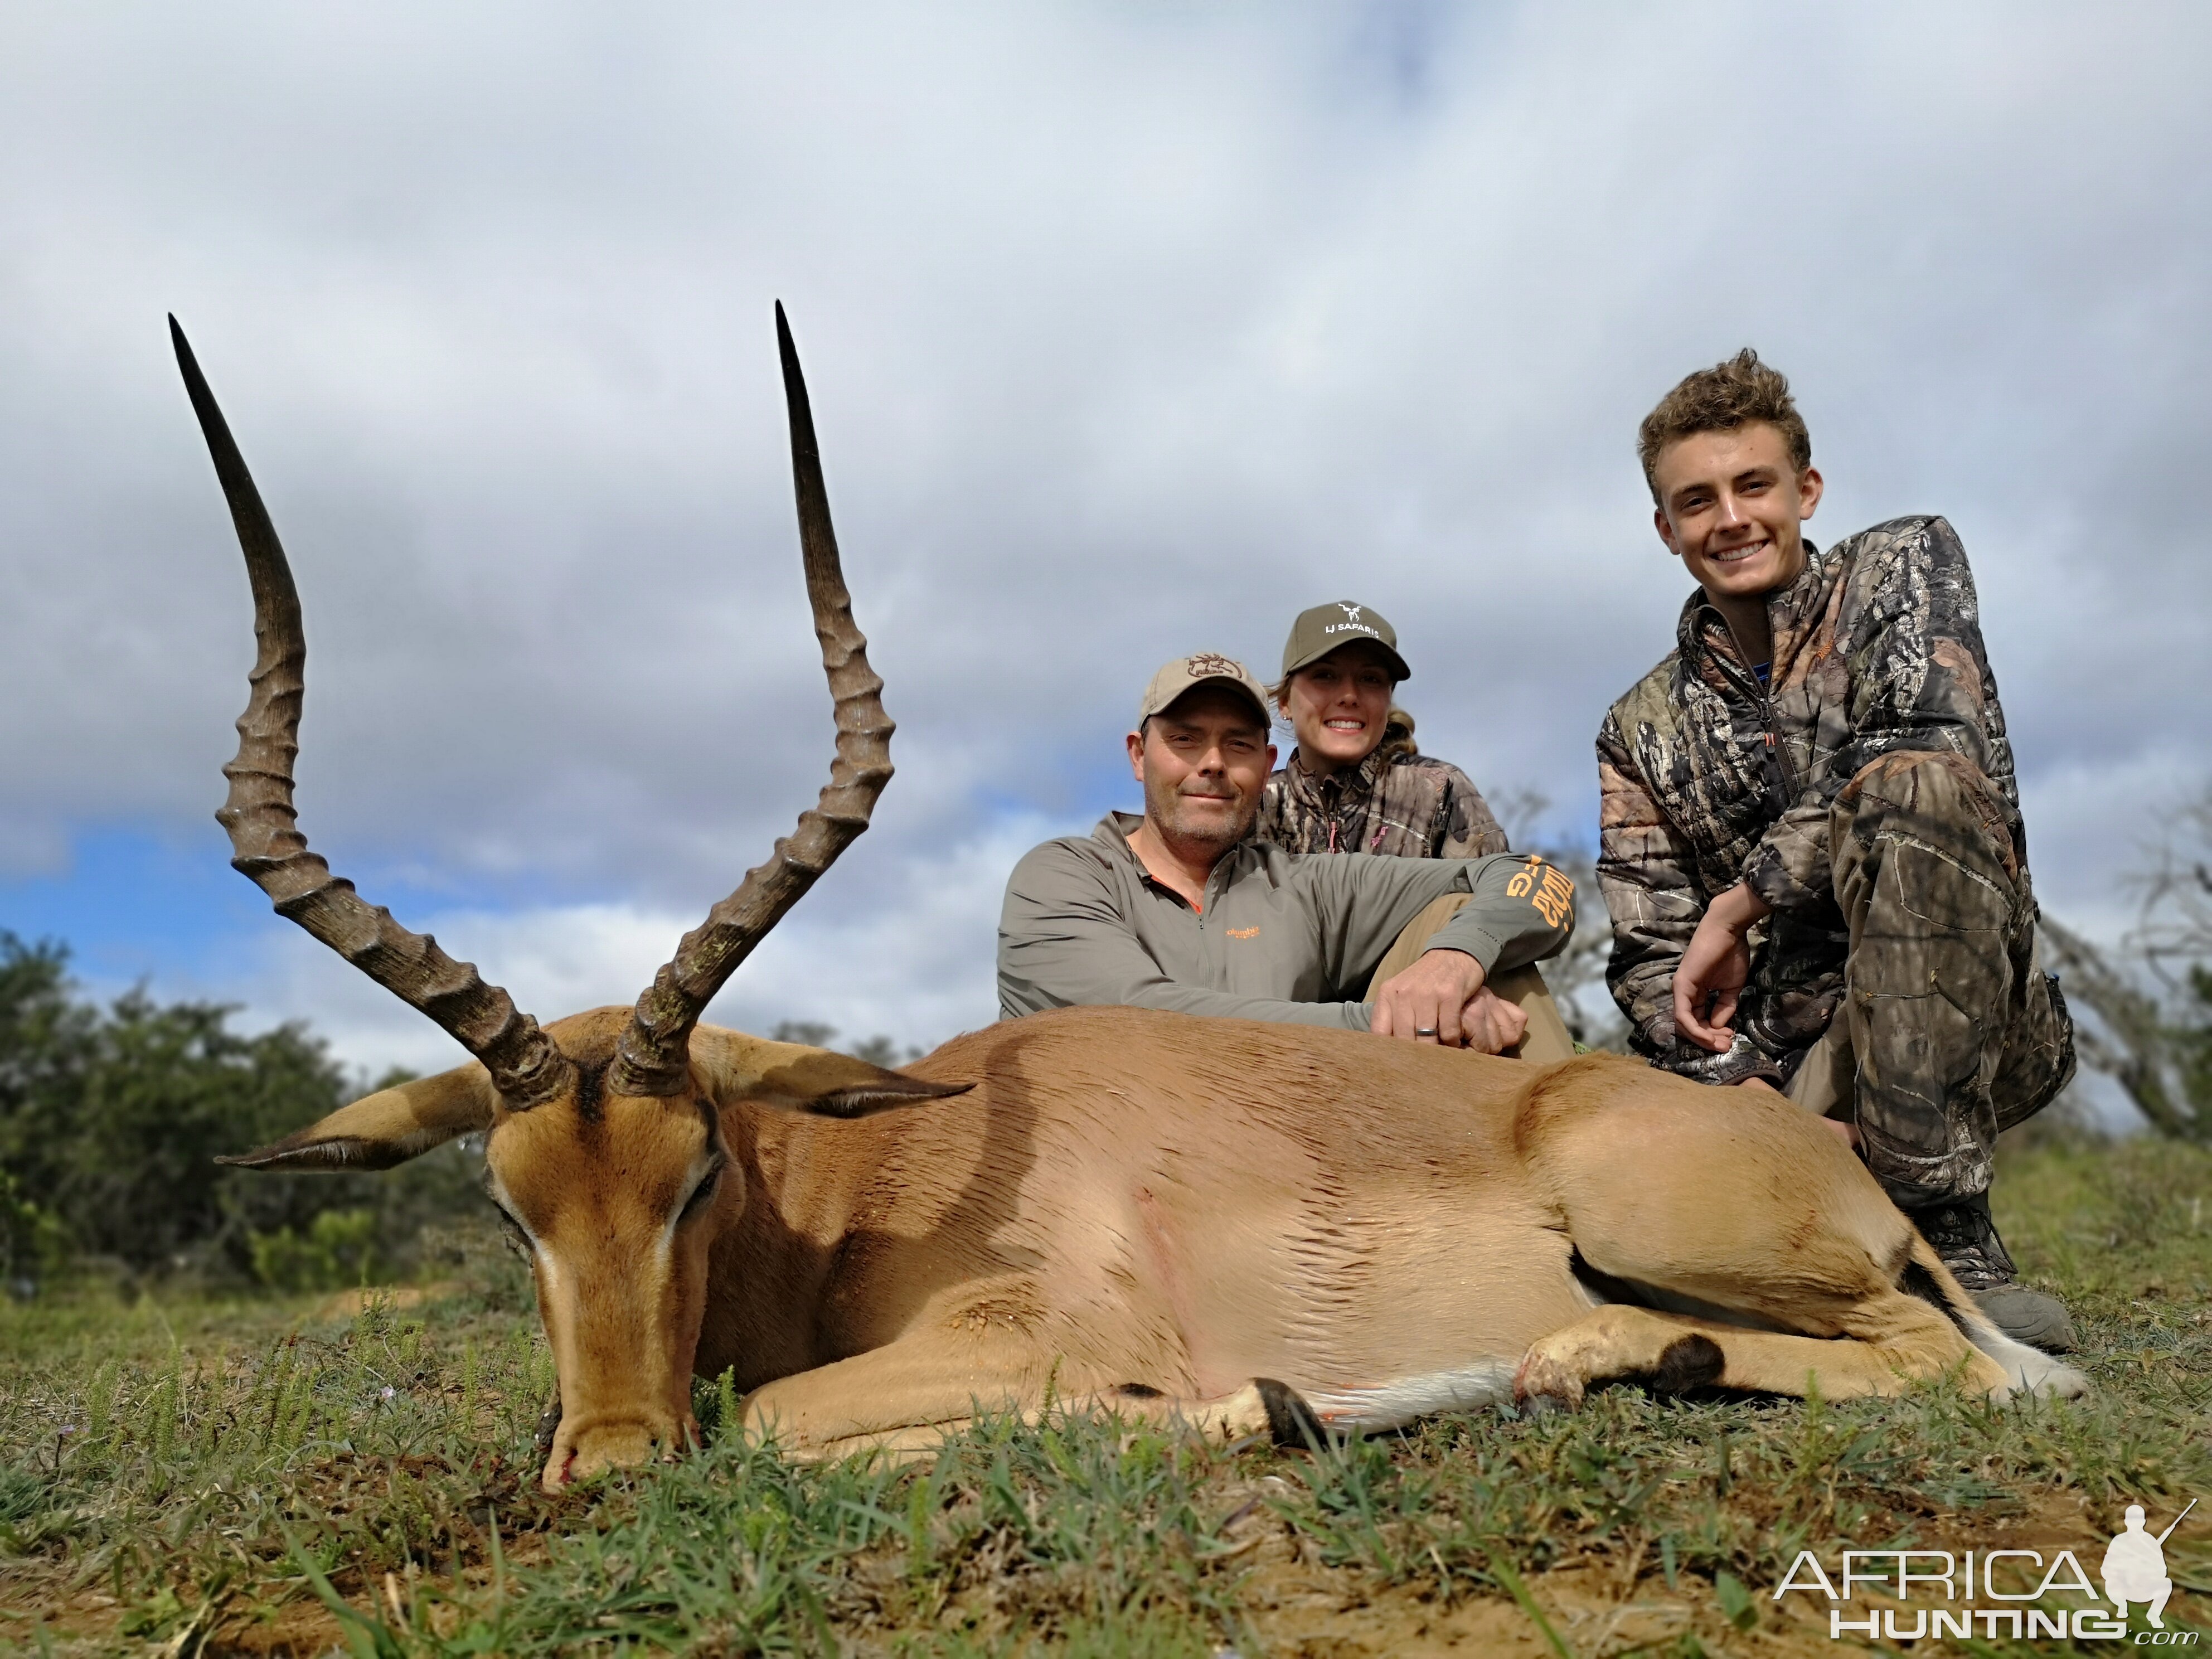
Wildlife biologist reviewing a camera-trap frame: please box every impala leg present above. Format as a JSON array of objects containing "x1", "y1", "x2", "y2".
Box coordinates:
[
  {"x1": 790, "y1": 1379, "x2": 1311, "y2": 1462},
  {"x1": 1513, "y1": 1058, "x2": 2004, "y2": 1381},
  {"x1": 739, "y1": 1334, "x2": 1047, "y2": 1457},
  {"x1": 741, "y1": 1338, "x2": 1316, "y2": 1462},
  {"x1": 1510, "y1": 1058, "x2": 2072, "y2": 1405},
  {"x1": 1055, "y1": 1379, "x2": 1322, "y2": 1446},
  {"x1": 1514, "y1": 1294, "x2": 2010, "y2": 1411}
]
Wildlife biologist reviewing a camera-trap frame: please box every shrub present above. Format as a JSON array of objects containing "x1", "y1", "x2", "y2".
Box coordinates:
[
  {"x1": 0, "y1": 932, "x2": 484, "y2": 1288},
  {"x1": 0, "y1": 1170, "x2": 70, "y2": 1291},
  {"x1": 248, "y1": 1207, "x2": 383, "y2": 1293}
]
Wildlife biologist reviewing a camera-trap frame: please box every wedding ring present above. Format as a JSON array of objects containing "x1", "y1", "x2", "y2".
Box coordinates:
[{"x1": 1414, "y1": 1026, "x2": 1439, "y2": 1037}]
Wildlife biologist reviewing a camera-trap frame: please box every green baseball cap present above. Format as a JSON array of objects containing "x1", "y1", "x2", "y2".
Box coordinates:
[
  {"x1": 1280, "y1": 600, "x2": 1410, "y2": 681},
  {"x1": 1136, "y1": 652, "x2": 1274, "y2": 727}
]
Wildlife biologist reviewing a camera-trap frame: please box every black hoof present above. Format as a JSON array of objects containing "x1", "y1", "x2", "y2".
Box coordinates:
[
  {"x1": 1648, "y1": 1333, "x2": 1727, "y2": 1395},
  {"x1": 1254, "y1": 1377, "x2": 1329, "y2": 1450}
]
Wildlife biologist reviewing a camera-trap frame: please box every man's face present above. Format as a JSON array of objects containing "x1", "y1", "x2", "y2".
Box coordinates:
[
  {"x1": 1126, "y1": 686, "x2": 1275, "y2": 854},
  {"x1": 1651, "y1": 422, "x2": 1824, "y2": 601}
]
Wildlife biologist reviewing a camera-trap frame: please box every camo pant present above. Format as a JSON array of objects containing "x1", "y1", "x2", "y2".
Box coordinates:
[{"x1": 1783, "y1": 750, "x2": 2075, "y2": 1207}]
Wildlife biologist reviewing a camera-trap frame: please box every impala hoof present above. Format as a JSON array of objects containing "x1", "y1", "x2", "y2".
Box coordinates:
[{"x1": 1255, "y1": 1377, "x2": 1331, "y2": 1450}]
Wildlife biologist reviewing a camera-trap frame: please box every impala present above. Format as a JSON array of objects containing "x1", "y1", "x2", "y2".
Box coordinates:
[{"x1": 171, "y1": 308, "x2": 2084, "y2": 1494}]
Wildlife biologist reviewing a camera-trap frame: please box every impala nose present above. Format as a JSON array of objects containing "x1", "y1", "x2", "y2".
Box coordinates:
[{"x1": 541, "y1": 1411, "x2": 700, "y2": 1493}]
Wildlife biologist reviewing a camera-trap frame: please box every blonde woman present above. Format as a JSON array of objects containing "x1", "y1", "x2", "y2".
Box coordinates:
[
  {"x1": 1257, "y1": 600, "x2": 1575, "y2": 1061},
  {"x1": 1256, "y1": 600, "x2": 1507, "y2": 858}
]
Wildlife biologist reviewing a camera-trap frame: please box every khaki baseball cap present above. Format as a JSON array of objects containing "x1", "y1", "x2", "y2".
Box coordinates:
[
  {"x1": 1280, "y1": 600, "x2": 1411, "y2": 682},
  {"x1": 1135, "y1": 652, "x2": 1274, "y2": 727}
]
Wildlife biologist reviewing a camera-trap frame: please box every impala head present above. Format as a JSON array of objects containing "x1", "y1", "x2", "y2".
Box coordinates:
[{"x1": 176, "y1": 305, "x2": 966, "y2": 1491}]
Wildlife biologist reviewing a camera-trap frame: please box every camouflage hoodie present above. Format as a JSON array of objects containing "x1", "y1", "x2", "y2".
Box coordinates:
[
  {"x1": 1258, "y1": 748, "x2": 1509, "y2": 860},
  {"x1": 1595, "y1": 516, "x2": 2024, "y2": 1083}
]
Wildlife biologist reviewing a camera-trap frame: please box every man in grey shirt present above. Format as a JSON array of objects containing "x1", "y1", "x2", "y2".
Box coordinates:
[{"x1": 997, "y1": 653, "x2": 1576, "y2": 1051}]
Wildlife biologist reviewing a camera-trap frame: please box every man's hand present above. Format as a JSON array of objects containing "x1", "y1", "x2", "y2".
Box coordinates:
[
  {"x1": 1673, "y1": 882, "x2": 1770, "y2": 1052},
  {"x1": 1371, "y1": 949, "x2": 1528, "y2": 1054},
  {"x1": 1455, "y1": 984, "x2": 1531, "y2": 1054}
]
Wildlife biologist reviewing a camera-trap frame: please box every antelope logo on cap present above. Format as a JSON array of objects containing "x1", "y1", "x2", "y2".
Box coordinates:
[
  {"x1": 1186, "y1": 653, "x2": 1243, "y2": 678},
  {"x1": 1340, "y1": 603, "x2": 1364, "y2": 624}
]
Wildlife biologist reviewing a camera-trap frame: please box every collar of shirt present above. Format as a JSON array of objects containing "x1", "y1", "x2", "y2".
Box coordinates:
[
  {"x1": 1681, "y1": 541, "x2": 1828, "y2": 696},
  {"x1": 1093, "y1": 811, "x2": 1267, "y2": 913},
  {"x1": 1284, "y1": 744, "x2": 1390, "y2": 807}
]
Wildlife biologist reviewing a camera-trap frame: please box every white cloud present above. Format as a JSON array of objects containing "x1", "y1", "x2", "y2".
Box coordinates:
[
  {"x1": 201, "y1": 810, "x2": 1070, "y2": 1079},
  {"x1": 3, "y1": 3, "x2": 2209, "y2": 1071}
]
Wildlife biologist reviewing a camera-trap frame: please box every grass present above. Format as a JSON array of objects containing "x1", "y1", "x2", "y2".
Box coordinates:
[{"x1": 2, "y1": 1140, "x2": 2208, "y2": 1656}]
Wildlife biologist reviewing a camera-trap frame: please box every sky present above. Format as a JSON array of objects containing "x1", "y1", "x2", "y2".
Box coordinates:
[{"x1": 2, "y1": 2, "x2": 2208, "y2": 1088}]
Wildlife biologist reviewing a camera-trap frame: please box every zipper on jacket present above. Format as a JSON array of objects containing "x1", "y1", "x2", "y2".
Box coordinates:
[
  {"x1": 1713, "y1": 610, "x2": 1796, "y2": 809},
  {"x1": 1752, "y1": 661, "x2": 1801, "y2": 803},
  {"x1": 1754, "y1": 687, "x2": 1791, "y2": 810}
]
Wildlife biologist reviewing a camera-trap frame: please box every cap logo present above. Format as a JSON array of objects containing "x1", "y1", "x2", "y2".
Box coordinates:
[
  {"x1": 1318, "y1": 601, "x2": 1382, "y2": 642},
  {"x1": 1185, "y1": 653, "x2": 1243, "y2": 678}
]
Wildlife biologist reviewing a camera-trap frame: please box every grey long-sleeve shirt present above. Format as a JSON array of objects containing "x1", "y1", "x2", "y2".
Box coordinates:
[{"x1": 996, "y1": 812, "x2": 1576, "y2": 1028}]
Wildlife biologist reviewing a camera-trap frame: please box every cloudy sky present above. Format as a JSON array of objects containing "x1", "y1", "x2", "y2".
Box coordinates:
[{"x1": 3, "y1": 2, "x2": 2208, "y2": 1082}]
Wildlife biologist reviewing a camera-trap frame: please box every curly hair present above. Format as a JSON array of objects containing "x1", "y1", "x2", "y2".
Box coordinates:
[{"x1": 1637, "y1": 347, "x2": 1811, "y2": 502}]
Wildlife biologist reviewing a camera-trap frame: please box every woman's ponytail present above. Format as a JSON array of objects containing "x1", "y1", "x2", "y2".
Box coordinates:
[{"x1": 1376, "y1": 705, "x2": 1419, "y2": 764}]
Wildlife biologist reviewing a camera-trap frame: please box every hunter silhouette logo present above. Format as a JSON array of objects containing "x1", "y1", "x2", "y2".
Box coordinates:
[
  {"x1": 1775, "y1": 1500, "x2": 2200, "y2": 1642},
  {"x1": 2104, "y1": 1501, "x2": 2192, "y2": 1629}
]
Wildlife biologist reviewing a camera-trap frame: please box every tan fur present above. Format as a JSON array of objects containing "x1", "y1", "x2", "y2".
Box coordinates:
[{"x1": 255, "y1": 1003, "x2": 2082, "y2": 1491}]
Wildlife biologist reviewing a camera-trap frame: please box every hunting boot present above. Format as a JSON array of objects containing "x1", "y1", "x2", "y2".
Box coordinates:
[{"x1": 1909, "y1": 1192, "x2": 2077, "y2": 1353}]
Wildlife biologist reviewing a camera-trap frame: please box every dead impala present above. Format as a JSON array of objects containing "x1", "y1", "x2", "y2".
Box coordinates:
[{"x1": 172, "y1": 308, "x2": 2084, "y2": 1494}]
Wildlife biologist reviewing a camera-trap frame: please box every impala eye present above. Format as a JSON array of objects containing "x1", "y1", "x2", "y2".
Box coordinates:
[{"x1": 678, "y1": 1161, "x2": 724, "y2": 1224}]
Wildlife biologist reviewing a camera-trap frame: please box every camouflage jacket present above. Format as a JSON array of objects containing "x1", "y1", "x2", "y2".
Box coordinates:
[
  {"x1": 1595, "y1": 516, "x2": 2025, "y2": 1083},
  {"x1": 1258, "y1": 748, "x2": 1509, "y2": 860}
]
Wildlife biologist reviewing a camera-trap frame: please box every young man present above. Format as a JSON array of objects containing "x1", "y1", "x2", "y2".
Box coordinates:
[
  {"x1": 1595, "y1": 349, "x2": 2077, "y2": 1349},
  {"x1": 998, "y1": 652, "x2": 1578, "y2": 1056}
]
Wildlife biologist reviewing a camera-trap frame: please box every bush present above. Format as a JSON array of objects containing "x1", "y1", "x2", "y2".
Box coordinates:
[
  {"x1": 0, "y1": 1170, "x2": 70, "y2": 1291},
  {"x1": 0, "y1": 932, "x2": 484, "y2": 1289},
  {"x1": 248, "y1": 1207, "x2": 382, "y2": 1292}
]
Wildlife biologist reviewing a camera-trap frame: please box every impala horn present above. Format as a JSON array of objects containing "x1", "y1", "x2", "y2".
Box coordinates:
[
  {"x1": 172, "y1": 316, "x2": 570, "y2": 1108},
  {"x1": 610, "y1": 303, "x2": 893, "y2": 1097}
]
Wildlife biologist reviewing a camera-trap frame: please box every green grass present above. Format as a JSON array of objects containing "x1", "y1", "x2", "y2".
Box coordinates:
[{"x1": 3, "y1": 1143, "x2": 2208, "y2": 1656}]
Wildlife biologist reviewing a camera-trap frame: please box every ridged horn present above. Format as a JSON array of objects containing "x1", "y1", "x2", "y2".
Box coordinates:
[
  {"x1": 171, "y1": 316, "x2": 569, "y2": 1108},
  {"x1": 610, "y1": 303, "x2": 893, "y2": 1096}
]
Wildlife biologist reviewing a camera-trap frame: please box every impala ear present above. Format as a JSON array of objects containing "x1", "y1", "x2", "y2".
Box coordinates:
[
  {"x1": 692, "y1": 1029, "x2": 972, "y2": 1120},
  {"x1": 217, "y1": 1065, "x2": 499, "y2": 1171}
]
